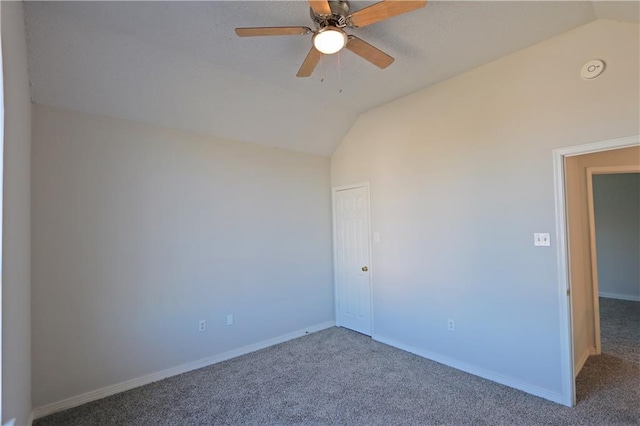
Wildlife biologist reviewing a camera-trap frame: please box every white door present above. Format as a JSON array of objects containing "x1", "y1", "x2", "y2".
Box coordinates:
[{"x1": 334, "y1": 185, "x2": 372, "y2": 336}]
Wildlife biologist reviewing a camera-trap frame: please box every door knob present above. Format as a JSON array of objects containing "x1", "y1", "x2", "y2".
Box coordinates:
[{"x1": 362, "y1": 266, "x2": 368, "y2": 272}]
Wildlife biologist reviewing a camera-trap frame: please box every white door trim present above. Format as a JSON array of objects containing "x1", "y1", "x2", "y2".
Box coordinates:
[
  {"x1": 552, "y1": 134, "x2": 640, "y2": 407},
  {"x1": 0, "y1": 6, "x2": 4, "y2": 419},
  {"x1": 332, "y1": 182, "x2": 374, "y2": 335}
]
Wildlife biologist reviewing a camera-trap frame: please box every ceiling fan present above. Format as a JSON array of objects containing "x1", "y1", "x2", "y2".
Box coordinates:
[{"x1": 235, "y1": 0, "x2": 427, "y2": 77}]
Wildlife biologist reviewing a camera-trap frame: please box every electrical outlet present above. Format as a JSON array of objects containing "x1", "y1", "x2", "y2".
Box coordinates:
[
  {"x1": 226, "y1": 314, "x2": 234, "y2": 326},
  {"x1": 448, "y1": 319, "x2": 455, "y2": 331},
  {"x1": 199, "y1": 320, "x2": 206, "y2": 332}
]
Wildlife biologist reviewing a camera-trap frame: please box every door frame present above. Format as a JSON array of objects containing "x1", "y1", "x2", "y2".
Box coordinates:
[
  {"x1": 586, "y1": 164, "x2": 640, "y2": 355},
  {"x1": 552, "y1": 134, "x2": 639, "y2": 407},
  {"x1": 332, "y1": 182, "x2": 374, "y2": 335},
  {"x1": 0, "y1": 6, "x2": 4, "y2": 419}
]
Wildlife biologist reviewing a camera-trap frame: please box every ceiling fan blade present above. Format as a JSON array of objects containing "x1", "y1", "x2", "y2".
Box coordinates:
[
  {"x1": 308, "y1": 0, "x2": 332, "y2": 16},
  {"x1": 297, "y1": 47, "x2": 323, "y2": 77},
  {"x1": 349, "y1": 0, "x2": 427, "y2": 28},
  {"x1": 346, "y1": 36, "x2": 394, "y2": 69},
  {"x1": 235, "y1": 27, "x2": 312, "y2": 37}
]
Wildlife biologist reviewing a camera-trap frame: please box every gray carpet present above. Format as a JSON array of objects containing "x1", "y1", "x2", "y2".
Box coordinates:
[{"x1": 35, "y1": 298, "x2": 639, "y2": 425}]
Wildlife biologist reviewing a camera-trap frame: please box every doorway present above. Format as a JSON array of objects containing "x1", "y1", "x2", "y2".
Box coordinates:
[
  {"x1": 332, "y1": 183, "x2": 373, "y2": 336},
  {"x1": 553, "y1": 136, "x2": 640, "y2": 407},
  {"x1": 586, "y1": 167, "x2": 640, "y2": 355},
  {"x1": 575, "y1": 168, "x2": 640, "y2": 404}
]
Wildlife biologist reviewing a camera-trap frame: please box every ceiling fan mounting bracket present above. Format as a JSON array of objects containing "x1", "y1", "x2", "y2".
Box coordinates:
[{"x1": 310, "y1": 0, "x2": 351, "y2": 29}]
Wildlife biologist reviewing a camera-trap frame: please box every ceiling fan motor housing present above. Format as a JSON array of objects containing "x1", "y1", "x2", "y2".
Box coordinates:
[{"x1": 310, "y1": 0, "x2": 351, "y2": 29}]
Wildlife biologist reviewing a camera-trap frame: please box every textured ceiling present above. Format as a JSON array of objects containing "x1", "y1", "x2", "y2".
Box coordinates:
[{"x1": 24, "y1": 1, "x2": 639, "y2": 156}]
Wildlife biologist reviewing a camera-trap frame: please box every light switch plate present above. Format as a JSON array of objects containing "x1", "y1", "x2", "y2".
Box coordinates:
[{"x1": 534, "y1": 233, "x2": 551, "y2": 246}]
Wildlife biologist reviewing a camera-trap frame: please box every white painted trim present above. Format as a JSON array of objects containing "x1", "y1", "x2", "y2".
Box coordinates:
[
  {"x1": 332, "y1": 182, "x2": 371, "y2": 192},
  {"x1": 554, "y1": 135, "x2": 640, "y2": 158},
  {"x1": 552, "y1": 147, "x2": 576, "y2": 407},
  {"x1": 552, "y1": 134, "x2": 640, "y2": 408},
  {"x1": 332, "y1": 188, "x2": 339, "y2": 328},
  {"x1": 0, "y1": 5, "x2": 5, "y2": 419},
  {"x1": 365, "y1": 184, "x2": 375, "y2": 337},
  {"x1": 331, "y1": 182, "x2": 374, "y2": 336},
  {"x1": 32, "y1": 321, "x2": 335, "y2": 419},
  {"x1": 373, "y1": 334, "x2": 565, "y2": 405},
  {"x1": 599, "y1": 292, "x2": 640, "y2": 302}
]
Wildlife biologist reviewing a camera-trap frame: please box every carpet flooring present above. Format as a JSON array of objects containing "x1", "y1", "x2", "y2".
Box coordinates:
[{"x1": 35, "y1": 298, "x2": 639, "y2": 425}]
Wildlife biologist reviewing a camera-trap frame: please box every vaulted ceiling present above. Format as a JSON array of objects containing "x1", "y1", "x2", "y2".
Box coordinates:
[{"x1": 24, "y1": 1, "x2": 639, "y2": 156}]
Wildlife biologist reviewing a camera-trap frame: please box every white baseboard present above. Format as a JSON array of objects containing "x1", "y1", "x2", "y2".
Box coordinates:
[
  {"x1": 599, "y1": 292, "x2": 640, "y2": 302},
  {"x1": 3, "y1": 410, "x2": 33, "y2": 426},
  {"x1": 32, "y1": 321, "x2": 335, "y2": 419},
  {"x1": 372, "y1": 334, "x2": 566, "y2": 406}
]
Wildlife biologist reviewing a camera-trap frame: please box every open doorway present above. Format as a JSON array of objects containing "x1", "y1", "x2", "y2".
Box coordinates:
[
  {"x1": 562, "y1": 144, "x2": 639, "y2": 405},
  {"x1": 591, "y1": 173, "x2": 640, "y2": 303},
  {"x1": 578, "y1": 170, "x2": 640, "y2": 400},
  {"x1": 553, "y1": 136, "x2": 639, "y2": 407}
]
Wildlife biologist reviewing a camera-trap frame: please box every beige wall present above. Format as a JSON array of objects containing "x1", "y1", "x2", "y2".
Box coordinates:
[
  {"x1": 331, "y1": 19, "x2": 639, "y2": 401},
  {"x1": 1, "y1": 2, "x2": 32, "y2": 424},
  {"x1": 31, "y1": 104, "x2": 334, "y2": 407},
  {"x1": 566, "y1": 146, "x2": 640, "y2": 373}
]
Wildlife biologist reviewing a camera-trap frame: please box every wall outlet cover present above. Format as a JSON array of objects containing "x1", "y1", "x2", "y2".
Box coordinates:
[{"x1": 534, "y1": 233, "x2": 551, "y2": 246}]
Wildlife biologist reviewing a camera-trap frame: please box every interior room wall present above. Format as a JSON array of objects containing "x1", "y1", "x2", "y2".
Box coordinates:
[
  {"x1": 31, "y1": 104, "x2": 334, "y2": 408},
  {"x1": 1, "y1": 1, "x2": 32, "y2": 424},
  {"x1": 331, "y1": 19, "x2": 639, "y2": 402},
  {"x1": 593, "y1": 173, "x2": 640, "y2": 301}
]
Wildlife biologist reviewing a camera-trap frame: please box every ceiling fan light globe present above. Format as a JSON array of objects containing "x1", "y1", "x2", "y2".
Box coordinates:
[{"x1": 313, "y1": 27, "x2": 347, "y2": 54}]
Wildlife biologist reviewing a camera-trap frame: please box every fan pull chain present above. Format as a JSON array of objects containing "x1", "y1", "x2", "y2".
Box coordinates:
[
  {"x1": 338, "y1": 51, "x2": 343, "y2": 94},
  {"x1": 320, "y1": 54, "x2": 325, "y2": 83}
]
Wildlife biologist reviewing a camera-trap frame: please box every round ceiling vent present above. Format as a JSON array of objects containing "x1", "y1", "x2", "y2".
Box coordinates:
[{"x1": 581, "y1": 60, "x2": 605, "y2": 80}]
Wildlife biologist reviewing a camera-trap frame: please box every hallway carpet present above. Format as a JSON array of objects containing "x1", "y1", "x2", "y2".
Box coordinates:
[{"x1": 35, "y1": 298, "x2": 639, "y2": 425}]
